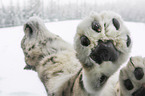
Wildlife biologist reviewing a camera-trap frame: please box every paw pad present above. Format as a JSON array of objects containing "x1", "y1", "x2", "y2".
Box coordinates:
[
  {"x1": 132, "y1": 85, "x2": 145, "y2": 96},
  {"x1": 92, "y1": 21, "x2": 101, "y2": 32},
  {"x1": 134, "y1": 67, "x2": 144, "y2": 80},
  {"x1": 120, "y1": 57, "x2": 145, "y2": 96},
  {"x1": 80, "y1": 35, "x2": 90, "y2": 46},
  {"x1": 124, "y1": 79, "x2": 134, "y2": 90},
  {"x1": 126, "y1": 35, "x2": 131, "y2": 47},
  {"x1": 112, "y1": 18, "x2": 120, "y2": 30}
]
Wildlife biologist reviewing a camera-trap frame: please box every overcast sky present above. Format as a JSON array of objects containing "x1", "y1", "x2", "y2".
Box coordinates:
[
  {"x1": 1, "y1": 0, "x2": 117, "y2": 7},
  {"x1": 1, "y1": 0, "x2": 143, "y2": 9}
]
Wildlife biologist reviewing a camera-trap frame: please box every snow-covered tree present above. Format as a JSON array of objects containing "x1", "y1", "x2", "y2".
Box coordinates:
[{"x1": 0, "y1": 0, "x2": 145, "y2": 28}]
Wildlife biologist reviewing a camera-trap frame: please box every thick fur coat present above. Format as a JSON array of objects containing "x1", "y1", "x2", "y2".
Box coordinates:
[{"x1": 21, "y1": 11, "x2": 145, "y2": 96}]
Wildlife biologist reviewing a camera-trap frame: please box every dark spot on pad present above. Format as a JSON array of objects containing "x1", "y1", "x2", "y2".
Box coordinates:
[
  {"x1": 127, "y1": 35, "x2": 131, "y2": 47},
  {"x1": 124, "y1": 79, "x2": 134, "y2": 90},
  {"x1": 80, "y1": 35, "x2": 90, "y2": 46},
  {"x1": 112, "y1": 18, "x2": 120, "y2": 30},
  {"x1": 92, "y1": 21, "x2": 101, "y2": 32},
  {"x1": 134, "y1": 67, "x2": 144, "y2": 80}
]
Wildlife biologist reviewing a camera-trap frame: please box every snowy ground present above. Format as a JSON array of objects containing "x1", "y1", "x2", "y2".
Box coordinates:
[{"x1": 0, "y1": 20, "x2": 145, "y2": 96}]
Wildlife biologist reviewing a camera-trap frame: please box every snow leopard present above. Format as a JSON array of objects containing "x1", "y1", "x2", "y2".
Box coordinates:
[{"x1": 21, "y1": 11, "x2": 145, "y2": 96}]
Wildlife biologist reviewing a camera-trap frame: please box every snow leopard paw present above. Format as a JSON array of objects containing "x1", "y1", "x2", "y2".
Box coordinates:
[
  {"x1": 119, "y1": 56, "x2": 145, "y2": 96},
  {"x1": 74, "y1": 11, "x2": 132, "y2": 93}
]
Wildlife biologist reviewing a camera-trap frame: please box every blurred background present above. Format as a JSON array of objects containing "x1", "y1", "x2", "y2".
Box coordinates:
[{"x1": 0, "y1": 0, "x2": 145, "y2": 28}]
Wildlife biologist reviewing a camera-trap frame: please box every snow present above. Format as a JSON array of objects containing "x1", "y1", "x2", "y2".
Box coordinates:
[{"x1": 0, "y1": 20, "x2": 145, "y2": 96}]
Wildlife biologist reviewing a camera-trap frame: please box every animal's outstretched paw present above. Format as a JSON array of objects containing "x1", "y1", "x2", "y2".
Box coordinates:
[
  {"x1": 119, "y1": 56, "x2": 145, "y2": 96},
  {"x1": 74, "y1": 11, "x2": 132, "y2": 94}
]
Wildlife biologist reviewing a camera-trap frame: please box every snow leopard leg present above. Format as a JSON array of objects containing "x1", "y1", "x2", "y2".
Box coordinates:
[{"x1": 74, "y1": 11, "x2": 132, "y2": 95}]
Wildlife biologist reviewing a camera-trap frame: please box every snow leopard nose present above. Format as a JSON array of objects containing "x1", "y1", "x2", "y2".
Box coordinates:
[
  {"x1": 90, "y1": 40, "x2": 120, "y2": 64},
  {"x1": 132, "y1": 84, "x2": 145, "y2": 96}
]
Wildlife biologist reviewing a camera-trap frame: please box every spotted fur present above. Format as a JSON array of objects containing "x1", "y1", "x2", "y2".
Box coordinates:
[
  {"x1": 21, "y1": 11, "x2": 144, "y2": 96},
  {"x1": 21, "y1": 17, "x2": 82, "y2": 96}
]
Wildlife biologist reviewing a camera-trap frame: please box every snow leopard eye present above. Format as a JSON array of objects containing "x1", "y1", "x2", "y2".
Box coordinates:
[
  {"x1": 126, "y1": 35, "x2": 131, "y2": 47},
  {"x1": 25, "y1": 24, "x2": 33, "y2": 35},
  {"x1": 80, "y1": 35, "x2": 90, "y2": 46},
  {"x1": 92, "y1": 21, "x2": 101, "y2": 32},
  {"x1": 112, "y1": 18, "x2": 120, "y2": 30}
]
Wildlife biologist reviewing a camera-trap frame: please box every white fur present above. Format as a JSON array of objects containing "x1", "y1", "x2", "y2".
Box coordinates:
[
  {"x1": 74, "y1": 11, "x2": 132, "y2": 95},
  {"x1": 21, "y1": 17, "x2": 82, "y2": 94},
  {"x1": 119, "y1": 56, "x2": 145, "y2": 96},
  {"x1": 22, "y1": 12, "x2": 145, "y2": 96}
]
